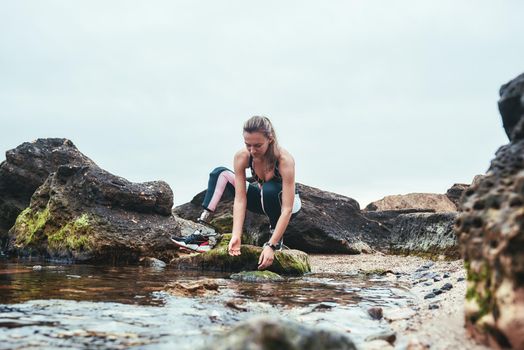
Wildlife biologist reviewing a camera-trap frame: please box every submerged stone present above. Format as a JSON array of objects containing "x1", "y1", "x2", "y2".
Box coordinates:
[
  {"x1": 164, "y1": 279, "x2": 219, "y2": 297},
  {"x1": 230, "y1": 271, "x2": 284, "y2": 283}
]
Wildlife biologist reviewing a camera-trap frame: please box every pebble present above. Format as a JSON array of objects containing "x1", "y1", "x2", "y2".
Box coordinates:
[
  {"x1": 367, "y1": 307, "x2": 383, "y2": 320},
  {"x1": 209, "y1": 310, "x2": 221, "y2": 322},
  {"x1": 424, "y1": 292, "x2": 436, "y2": 299},
  {"x1": 365, "y1": 330, "x2": 396, "y2": 344},
  {"x1": 441, "y1": 283, "x2": 453, "y2": 291},
  {"x1": 432, "y1": 289, "x2": 443, "y2": 295},
  {"x1": 443, "y1": 272, "x2": 450, "y2": 278},
  {"x1": 428, "y1": 304, "x2": 439, "y2": 310},
  {"x1": 457, "y1": 277, "x2": 465, "y2": 282},
  {"x1": 423, "y1": 281, "x2": 433, "y2": 286},
  {"x1": 433, "y1": 276, "x2": 442, "y2": 282},
  {"x1": 421, "y1": 262, "x2": 434, "y2": 269}
]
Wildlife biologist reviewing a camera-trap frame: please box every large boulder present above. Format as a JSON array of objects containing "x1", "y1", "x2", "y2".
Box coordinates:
[
  {"x1": 174, "y1": 183, "x2": 391, "y2": 254},
  {"x1": 455, "y1": 73, "x2": 524, "y2": 349},
  {"x1": 446, "y1": 184, "x2": 470, "y2": 208},
  {"x1": 0, "y1": 139, "x2": 94, "y2": 243},
  {"x1": 7, "y1": 164, "x2": 180, "y2": 263},
  {"x1": 200, "y1": 316, "x2": 356, "y2": 350},
  {"x1": 364, "y1": 193, "x2": 457, "y2": 212},
  {"x1": 364, "y1": 210, "x2": 459, "y2": 258}
]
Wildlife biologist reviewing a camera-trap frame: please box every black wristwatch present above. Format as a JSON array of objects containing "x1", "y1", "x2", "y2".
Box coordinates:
[{"x1": 263, "y1": 242, "x2": 278, "y2": 251}]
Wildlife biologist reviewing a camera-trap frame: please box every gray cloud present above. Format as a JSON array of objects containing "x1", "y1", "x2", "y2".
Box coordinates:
[{"x1": 0, "y1": 1, "x2": 520, "y2": 207}]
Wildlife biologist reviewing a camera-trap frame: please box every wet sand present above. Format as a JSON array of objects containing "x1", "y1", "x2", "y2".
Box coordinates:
[{"x1": 309, "y1": 254, "x2": 490, "y2": 350}]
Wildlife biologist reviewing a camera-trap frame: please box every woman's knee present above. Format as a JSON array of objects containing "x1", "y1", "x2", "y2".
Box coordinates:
[{"x1": 209, "y1": 166, "x2": 231, "y2": 179}]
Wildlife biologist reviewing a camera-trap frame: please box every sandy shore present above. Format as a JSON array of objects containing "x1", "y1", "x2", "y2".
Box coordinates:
[{"x1": 309, "y1": 254, "x2": 490, "y2": 350}]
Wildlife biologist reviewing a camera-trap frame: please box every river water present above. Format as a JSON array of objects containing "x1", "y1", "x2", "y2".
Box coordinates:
[{"x1": 0, "y1": 258, "x2": 414, "y2": 349}]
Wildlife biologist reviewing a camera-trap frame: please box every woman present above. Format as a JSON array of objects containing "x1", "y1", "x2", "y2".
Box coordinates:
[{"x1": 174, "y1": 116, "x2": 301, "y2": 269}]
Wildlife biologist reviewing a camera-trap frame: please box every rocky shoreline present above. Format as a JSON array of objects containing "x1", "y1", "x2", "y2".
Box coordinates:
[{"x1": 309, "y1": 254, "x2": 490, "y2": 350}]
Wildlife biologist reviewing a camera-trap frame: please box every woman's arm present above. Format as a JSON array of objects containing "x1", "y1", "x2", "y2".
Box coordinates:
[
  {"x1": 229, "y1": 150, "x2": 248, "y2": 256},
  {"x1": 258, "y1": 151, "x2": 296, "y2": 269}
]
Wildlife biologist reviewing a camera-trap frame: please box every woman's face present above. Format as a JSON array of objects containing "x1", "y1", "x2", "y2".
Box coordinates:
[{"x1": 243, "y1": 131, "x2": 271, "y2": 158}]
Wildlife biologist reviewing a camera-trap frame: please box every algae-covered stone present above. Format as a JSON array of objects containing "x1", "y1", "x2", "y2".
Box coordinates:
[
  {"x1": 230, "y1": 270, "x2": 284, "y2": 283},
  {"x1": 173, "y1": 245, "x2": 311, "y2": 276},
  {"x1": 8, "y1": 164, "x2": 180, "y2": 263}
]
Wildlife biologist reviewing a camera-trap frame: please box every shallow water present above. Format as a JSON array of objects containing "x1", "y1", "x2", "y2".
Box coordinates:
[{"x1": 0, "y1": 258, "x2": 414, "y2": 349}]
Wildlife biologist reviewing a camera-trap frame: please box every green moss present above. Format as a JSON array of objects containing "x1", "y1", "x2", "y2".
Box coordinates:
[
  {"x1": 273, "y1": 250, "x2": 311, "y2": 275},
  {"x1": 47, "y1": 214, "x2": 94, "y2": 253},
  {"x1": 465, "y1": 260, "x2": 494, "y2": 322},
  {"x1": 216, "y1": 233, "x2": 232, "y2": 248},
  {"x1": 230, "y1": 270, "x2": 284, "y2": 282},
  {"x1": 13, "y1": 207, "x2": 51, "y2": 247},
  {"x1": 210, "y1": 214, "x2": 233, "y2": 233}
]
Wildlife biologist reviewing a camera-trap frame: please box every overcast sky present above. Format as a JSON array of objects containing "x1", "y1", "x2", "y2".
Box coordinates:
[{"x1": 1, "y1": 1, "x2": 522, "y2": 208}]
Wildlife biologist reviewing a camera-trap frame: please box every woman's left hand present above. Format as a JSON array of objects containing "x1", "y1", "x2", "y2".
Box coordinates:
[{"x1": 258, "y1": 246, "x2": 275, "y2": 270}]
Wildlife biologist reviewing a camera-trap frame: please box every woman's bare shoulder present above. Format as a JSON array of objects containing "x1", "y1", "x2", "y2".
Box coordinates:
[
  {"x1": 234, "y1": 149, "x2": 250, "y2": 167},
  {"x1": 278, "y1": 148, "x2": 295, "y2": 166}
]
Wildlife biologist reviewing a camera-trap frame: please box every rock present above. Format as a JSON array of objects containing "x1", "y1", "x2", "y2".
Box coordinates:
[
  {"x1": 0, "y1": 139, "x2": 95, "y2": 243},
  {"x1": 140, "y1": 257, "x2": 167, "y2": 269},
  {"x1": 406, "y1": 337, "x2": 430, "y2": 350},
  {"x1": 428, "y1": 304, "x2": 439, "y2": 310},
  {"x1": 498, "y1": 72, "x2": 524, "y2": 141},
  {"x1": 446, "y1": 183, "x2": 470, "y2": 207},
  {"x1": 443, "y1": 272, "x2": 450, "y2": 278},
  {"x1": 164, "y1": 279, "x2": 219, "y2": 297},
  {"x1": 230, "y1": 270, "x2": 284, "y2": 283},
  {"x1": 364, "y1": 193, "x2": 457, "y2": 212},
  {"x1": 367, "y1": 307, "x2": 383, "y2": 320},
  {"x1": 363, "y1": 210, "x2": 459, "y2": 258},
  {"x1": 457, "y1": 277, "x2": 465, "y2": 282},
  {"x1": 225, "y1": 299, "x2": 248, "y2": 312},
  {"x1": 175, "y1": 183, "x2": 391, "y2": 254},
  {"x1": 455, "y1": 72, "x2": 524, "y2": 349},
  {"x1": 424, "y1": 293, "x2": 436, "y2": 299},
  {"x1": 172, "y1": 245, "x2": 310, "y2": 276},
  {"x1": 432, "y1": 289, "x2": 443, "y2": 295},
  {"x1": 364, "y1": 331, "x2": 396, "y2": 344},
  {"x1": 200, "y1": 316, "x2": 356, "y2": 350},
  {"x1": 416, "y1": 262, "x2": 434, "y2": 271},
  {"x1": 7, "y1": 164, "x2": 179, "y2": 263},
  {"x1": 440, "y1": 283, "x2": 453, "y2": 291}
]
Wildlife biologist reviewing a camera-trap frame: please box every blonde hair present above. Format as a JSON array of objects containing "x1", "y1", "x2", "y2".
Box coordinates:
[{"x1": 243, "y1": 116, "x2": 280, "y2": 171}]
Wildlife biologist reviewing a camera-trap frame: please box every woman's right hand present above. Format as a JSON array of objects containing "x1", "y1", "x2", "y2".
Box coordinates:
[{"x1": 228, "y1": 235, "x2": 241, "y2": 256}]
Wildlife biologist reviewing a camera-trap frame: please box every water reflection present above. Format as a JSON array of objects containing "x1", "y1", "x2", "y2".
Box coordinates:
[{"x1": 0, "y1": 259, "x2": 414, "y2": 349}]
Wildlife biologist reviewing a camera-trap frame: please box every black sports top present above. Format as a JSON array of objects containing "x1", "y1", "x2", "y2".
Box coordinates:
[{"x1": 248, "y1": 155, "x2": 282, "y2": 185}]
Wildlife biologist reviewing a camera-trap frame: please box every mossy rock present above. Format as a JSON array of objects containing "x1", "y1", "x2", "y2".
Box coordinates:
[
  {"x1": 173, "y1": 244, "x2": 311, "y2": 276},
  {"x1": 210, "y1": 214, "x2": 233, "y2": 233},
  {"x1": 230, "y1": 270, "x2": 284, "y2": 283},
  {"x1": 11, "y1": 206, "x2": 95, "y2": 258}
]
